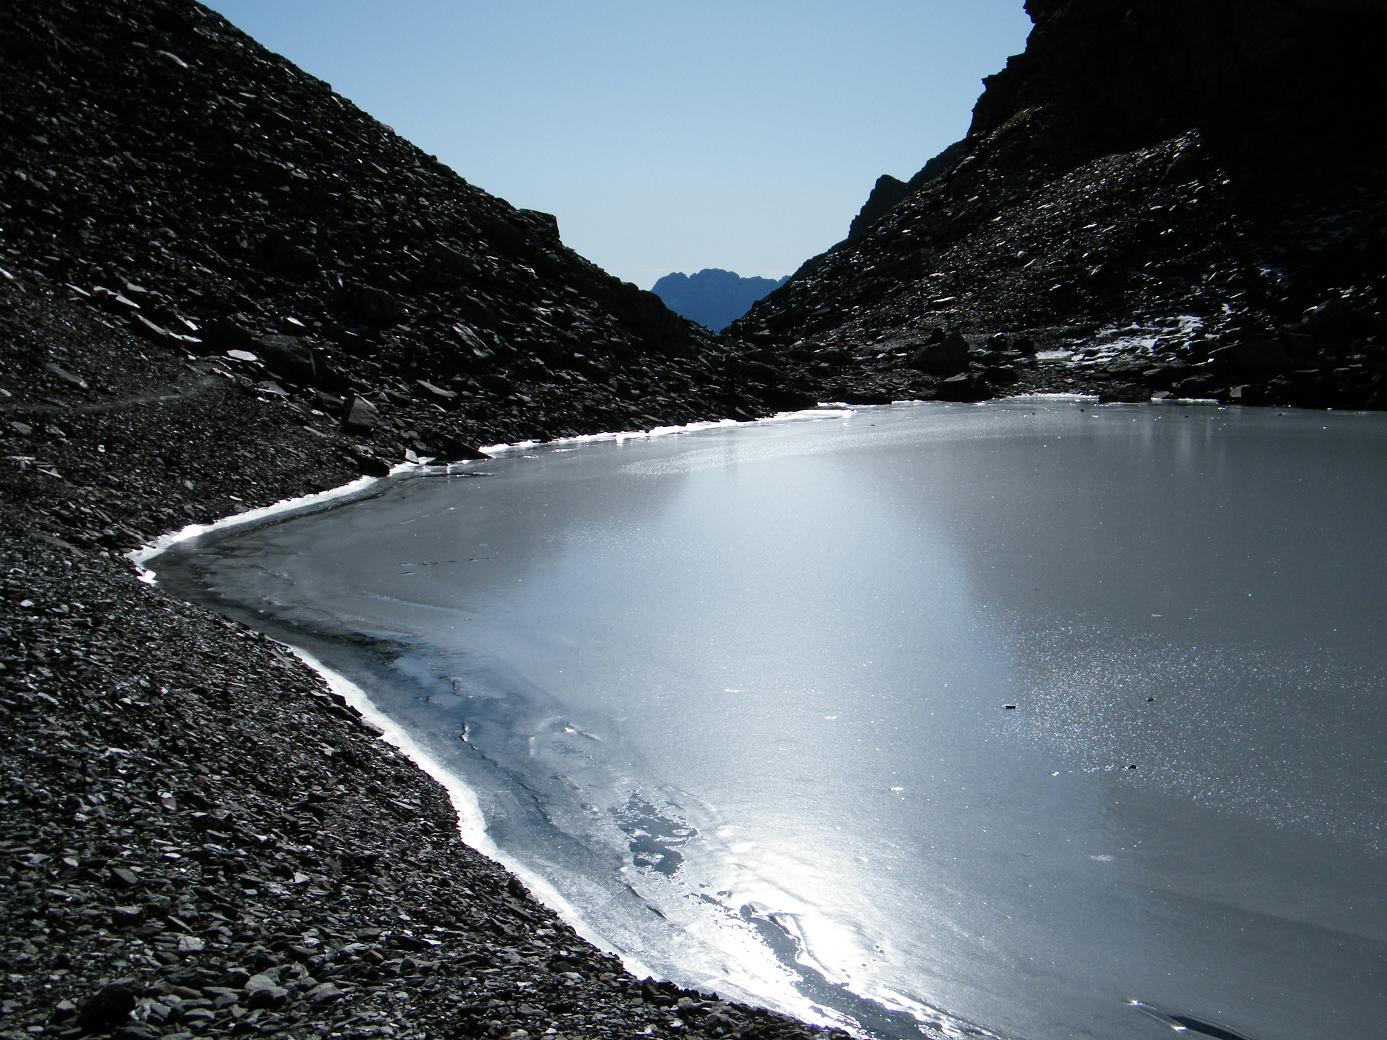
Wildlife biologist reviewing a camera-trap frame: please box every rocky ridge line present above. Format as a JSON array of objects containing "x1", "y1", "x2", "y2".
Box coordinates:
[{"x1": 733, "y1": 0, "x2": 1387, "y2": 410}]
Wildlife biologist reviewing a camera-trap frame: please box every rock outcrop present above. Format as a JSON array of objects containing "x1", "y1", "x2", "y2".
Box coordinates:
[
  {"x1": 650, "y1": 269, "x2": 789, "y2": 333},
  {"x1": 846, "y1": 176, "x2": 909, "y2": 241},
  {"x1": 847, "y1": 141, "x2": 969, "y2": 242},
  {"x1": 735, "y1": 0, "x2": 1387, "y2": 409}
]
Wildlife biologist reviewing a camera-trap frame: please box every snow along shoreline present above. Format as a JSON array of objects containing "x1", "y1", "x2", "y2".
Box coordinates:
[{"x1": 125, "y1": 405, "x2": 858, "y2": 993}]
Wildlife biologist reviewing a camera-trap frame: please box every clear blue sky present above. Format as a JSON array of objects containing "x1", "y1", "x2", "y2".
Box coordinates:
[{"x1": 201, "y1": 1, "x2": 1032, "y2": 287}]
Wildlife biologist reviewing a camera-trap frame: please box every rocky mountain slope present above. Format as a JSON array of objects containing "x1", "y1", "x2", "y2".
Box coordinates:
[
  {"x1": 734, "y1": 0, "x2": 1387, "y2": 409},
  {"x1": 0, "y1": 2, "x2": 837, "y2": 1039},
  {"x1": 1, "y1": 0, "x2": 816, "y2": 482},
  {"x1": 650, "y1": 269, "x2": 788, "y2": 333}
]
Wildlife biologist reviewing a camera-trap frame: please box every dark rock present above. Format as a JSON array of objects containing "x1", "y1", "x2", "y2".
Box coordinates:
[
  {"x1": 935, "y1": 372, "x2": 992, "y2": 402},
  {"x1": 907, "y1": 332, "x2": 970, "y2": 376},
  {"x1": 306, "y1": 982, "x2": 342, "y2": 1004},
  {"x1": 243, "y1": 974, "x2": 289, "y2": 1010},
  {"x1": 351, "y1": 286, "x2": 406, "y2": 326},
  {"x1": 1210, "y1": 338, "x2": 1292, "y2": 374},
  {"x1": 76, "y1": 983, "x2": 138, "y2": 1032},
  {"x1": 314, "y1": 389, "x2": 346, "y2": 412},
  {"x1": 432, "y1": 242, "x2": 478, "y2": 277},
  {"x1": 1297, "y1": 298, "x2": 1374, "y2": 344},
  {"x1": 727, "y1": 0, "x2": 1386, "y2": 408},
  {"x1": 45, "y1": 361, "x2": 88, "y2": 389},
  {"x1": 109, "y1": 866, "x2": 140, "y2": 888},
  {"x1": 985, "y1": 364, "x2": 1021, "y2": 386},
  {"x1": 341, "y1": 395, "x2": 379, "y2": 434},
  {"x1": 252, "y1": 334, "x2": 317, "y2": 384},
  {"x1": 415, "y1": 379, "x2": 455, "y2": 402},
  {"x1": 434, "y1": 436, "x2": 490, "y2": 462},
  {"x1": 1227, "y1": 383, "x2": 1270, "y2": 405},
  {"x1": 1142, "y1": 366, "x2": 1178, "y2": 389},
  {"x1": 848, "y1": 140, "x2": 970, "y2": 241},
  {"x1": 766, "y1": 386, "x2": 822, "y2": 411},
  {"x1": 129, "y1": 313, "x2": 176, "y2": 343},
  {"x1": 111, "y1": 904, "x2": 145, "y2": 925},
  {"x1": 1172, "y1": 374, "x2": 1218, "y2": 398},
  {"x1": 517, "y1": 208, "x2": 561, "y2": 242},
  {"x1": 260, "y1": 233, "x2": 317, "y2": 276},
  {"x1": 355, "y1": 454, "x2": 392, "y2": 477},
  {"x1": 847, "y1": 174, "x2": 910, "y2": 241}
]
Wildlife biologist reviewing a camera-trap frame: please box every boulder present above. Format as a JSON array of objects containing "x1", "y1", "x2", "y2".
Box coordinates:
[
  {"x1": 985, "y1": 364, "x2": 1021, "y2": 385},
  {"x1": 244, "y1": 974, "x2": 289, "y2": 1010},
  {"x1": 355, "y1": 453, "x2": 392, "y2": 477},
  {"x1": 1226, "y1": 383, "x2": 1270, "y2": 404},
  {"x1": 936, "y1": 371, "x2": 992, "y2": 402},
  {"x1": 45, "y1": 361, "x2": 87, "y2": 389},
  {"x1": 907, "y1": 331, "x2": 970, "y2": 375},
  {"x1": 342, "y1": 395, "x2": 379, "y2": 433},
  {"x1": 199, "y1": 318, "x2": 254, "y2": 352},
  {"x1": 1210, "y1": 338, "x2": 1292, "y2": 374},
  {"x1": 434, "y1": 436, "x2": 490, "y2": 462},
  {"x1": 352, "y1": 286, "x2": 406, "y2": 326},
  {"x1": 1297, "y1": 298, "x2": 1375, "y2": 344},
  {"x1": 75, "y1": 983, "x2": 137, "y2": 1032},
  {"x1": 252, "y1": 333, "x2": 317, "y2": 383},
  {"x1": 415, "y1": 379, "x2": 456, "y2": 402},
  {"x1": 452, "y1": 322, "x2": 490, "y2": 356},
  {"x1": 259, "y1": 232, "x2": 316, "y2": 275},
  {"x1": 517, "y1": 208, "x2": 561, "y2": 242}
]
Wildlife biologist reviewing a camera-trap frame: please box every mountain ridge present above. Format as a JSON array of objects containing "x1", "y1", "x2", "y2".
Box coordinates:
[
  {"x1": 735, "y1": 0, "x2": 1387, "y2": 409},
  {"x1": 650, "y1": 268, "x2": 788, "y2": 333}
]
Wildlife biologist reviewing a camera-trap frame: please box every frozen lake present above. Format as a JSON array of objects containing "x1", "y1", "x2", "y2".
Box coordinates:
[{"x1": 158, "y1": 400, "x2": 1387, "y2": 1040}]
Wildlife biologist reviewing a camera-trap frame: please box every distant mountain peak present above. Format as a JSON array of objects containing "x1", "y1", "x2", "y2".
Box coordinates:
[{"x1": 651, "y1": 269, "x2": 788, "y2": 333}]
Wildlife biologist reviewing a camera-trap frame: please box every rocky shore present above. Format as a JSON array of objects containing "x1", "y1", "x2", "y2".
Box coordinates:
[
  {"x1": 0, "y1": 2, "x2": 837, "y2": 1037},
  {"x1": 0, "y1": 286, "x2": 840, "y2": 1040}
]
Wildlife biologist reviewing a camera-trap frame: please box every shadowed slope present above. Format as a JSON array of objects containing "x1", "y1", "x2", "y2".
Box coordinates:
[{"x1": 734, "y1": 0, "x2": 1387, "y2": 409}]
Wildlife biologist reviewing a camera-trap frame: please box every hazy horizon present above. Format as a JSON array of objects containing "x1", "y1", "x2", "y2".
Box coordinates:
[{"x1": 199, "y1": 1, "x2": 1032, "y2": 286}]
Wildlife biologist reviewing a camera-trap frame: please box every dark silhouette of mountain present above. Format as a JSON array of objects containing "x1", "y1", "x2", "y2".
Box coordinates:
[
  {"x1": 650, "y1": 269, "x2": 788, "y2": 333},
  {"x1": 846, "y1": 176, "x2": 909, "y2": 242},
  {"x1": 847, "y1": 140, "x2": 970, "y2": 241},
  {"x1": 0, "y1": 0, "x2": 821, "y2": 468},
  {"x1": 735, "y1": 0, "x2": 1387, "y2": 409}
]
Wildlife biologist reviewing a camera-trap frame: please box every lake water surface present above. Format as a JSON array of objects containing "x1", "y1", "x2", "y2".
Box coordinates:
[{"x1": 158, "y1": 400, "x2": 1387, "y2": 1040}]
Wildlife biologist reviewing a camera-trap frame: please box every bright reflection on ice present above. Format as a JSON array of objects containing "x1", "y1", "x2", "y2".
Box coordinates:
[{"x1": 155, "y1": 400, "x2": 1387, "y2": 1040}]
